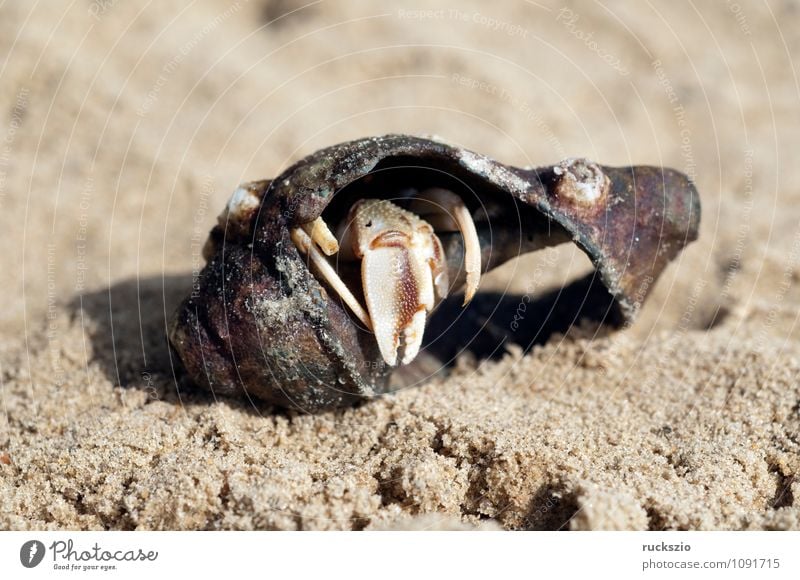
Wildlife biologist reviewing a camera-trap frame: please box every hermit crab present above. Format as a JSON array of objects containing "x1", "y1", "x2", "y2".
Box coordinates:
[{"x1": 169, "y1": 135, "x2": 699, "y2": 411}]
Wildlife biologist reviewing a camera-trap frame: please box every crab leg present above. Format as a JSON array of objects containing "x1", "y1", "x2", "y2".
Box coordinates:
[
  {"x1": 301, "y1": 216, "x2": 339, "y2": 256},
  {"x1": 290, "y1": 227, "x2": 372, "y2": 329},
  {"x1": 408, "y1": 188, "x2": 481, "y2": 305}
]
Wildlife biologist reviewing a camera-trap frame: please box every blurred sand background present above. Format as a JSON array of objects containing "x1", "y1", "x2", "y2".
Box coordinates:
[{"x1": 1, "y1": 0, "x2": 799, "y2": 529}]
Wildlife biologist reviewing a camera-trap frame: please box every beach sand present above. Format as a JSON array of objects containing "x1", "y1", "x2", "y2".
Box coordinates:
[{"x1": 1, "y1": 0, "x2": 798, "y2": 530}]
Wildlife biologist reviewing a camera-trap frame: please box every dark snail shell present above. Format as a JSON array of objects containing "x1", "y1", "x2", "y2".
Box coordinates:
[{"x1": 169, "y1": 135, "x2": 700, "y2": 412}]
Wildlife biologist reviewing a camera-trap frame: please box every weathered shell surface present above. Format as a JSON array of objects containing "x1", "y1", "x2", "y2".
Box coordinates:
[{"x1": 169, "y1": 135, "x2": 700, "y2": 411}]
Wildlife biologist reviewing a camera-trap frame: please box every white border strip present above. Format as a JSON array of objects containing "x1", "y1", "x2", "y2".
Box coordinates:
[{"x1": 2, "y1": 531, "x2": 799, "y2": 579}]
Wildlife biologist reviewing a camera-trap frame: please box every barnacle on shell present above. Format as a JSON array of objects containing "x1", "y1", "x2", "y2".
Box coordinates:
[{"x1": 169, "y1": 135, "x2": 700, "y2": 412}]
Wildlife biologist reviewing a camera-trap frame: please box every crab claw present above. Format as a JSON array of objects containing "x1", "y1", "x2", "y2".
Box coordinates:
[
  {"x1": 362, "y1": 244, "x2": 430, "y2": 365},
  {"x1": 344, "y1": 199, "x2": 448, "y2": 366}
]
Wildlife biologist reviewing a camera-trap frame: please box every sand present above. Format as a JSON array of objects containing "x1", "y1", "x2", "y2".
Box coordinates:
[{"x1": 1, "y1": 0, "x2": 798, "y2": 530}]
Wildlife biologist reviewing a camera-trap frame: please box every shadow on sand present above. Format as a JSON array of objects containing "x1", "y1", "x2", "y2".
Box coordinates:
[
  {"x1": 71, "y1": 271, "x2": 621, "y2": 404},
  {"x1": 70, "y1": 273, "x2": 193, "y2": 390}
]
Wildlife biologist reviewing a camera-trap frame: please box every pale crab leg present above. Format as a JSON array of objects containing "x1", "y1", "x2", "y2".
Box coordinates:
[
  {"x1": 290, "y1": 227, "x2": 372, "y2": 329},
  {"x1": 301, "y1": 216, "x2": 339, "y2": 256},
  {"x1": 407, "y1": 188, "x2": 481, "y2": 305}
]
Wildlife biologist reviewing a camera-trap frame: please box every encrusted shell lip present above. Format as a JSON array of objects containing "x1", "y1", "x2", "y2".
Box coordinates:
[{"x1": 170, "y1": 134, "x2": 700, "y2": 412}]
